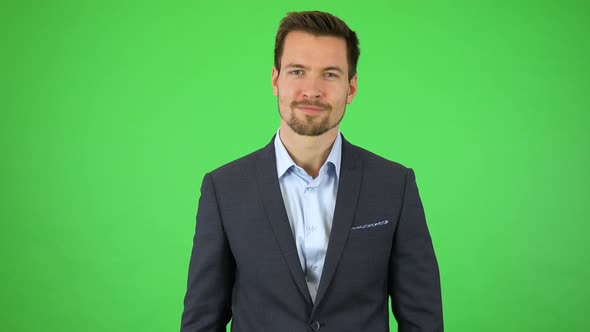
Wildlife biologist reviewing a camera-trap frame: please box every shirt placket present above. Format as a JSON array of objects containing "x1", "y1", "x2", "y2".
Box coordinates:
[{"x1": 302, "y1": 170, "x2": 326, "y2": 300}]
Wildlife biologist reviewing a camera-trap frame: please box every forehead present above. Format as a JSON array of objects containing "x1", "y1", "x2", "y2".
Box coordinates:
[{"x1": 281, "y1": 31, "x2": 348, "y2": 68}]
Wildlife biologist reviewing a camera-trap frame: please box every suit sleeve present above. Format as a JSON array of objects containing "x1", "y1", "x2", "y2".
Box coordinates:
[
  {"x1": 389, "y1": 168, "x2": 443, "y2": 331},
  {"x1": 181, "y1": 173, "x2": 235, "y2": 332}
]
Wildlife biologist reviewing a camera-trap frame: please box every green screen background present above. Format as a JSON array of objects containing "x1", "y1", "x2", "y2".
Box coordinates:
[{"x1": 2, "y1": 1, "x2": 589, "y2": 331}]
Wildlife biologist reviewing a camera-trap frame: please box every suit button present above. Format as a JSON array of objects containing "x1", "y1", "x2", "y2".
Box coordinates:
[{"x1": 310, "y1": 320, "x2": 321, "y2": 331}]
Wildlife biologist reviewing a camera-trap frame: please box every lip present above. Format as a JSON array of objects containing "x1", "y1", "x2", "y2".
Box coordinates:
[{"x1": 297, "y1": 106, "x2": 325, "y2": 113}]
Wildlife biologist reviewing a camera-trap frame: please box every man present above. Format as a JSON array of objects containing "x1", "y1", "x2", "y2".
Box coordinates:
[{"x1": 181, "y1": 11, "x2": 443, "y2": 332}]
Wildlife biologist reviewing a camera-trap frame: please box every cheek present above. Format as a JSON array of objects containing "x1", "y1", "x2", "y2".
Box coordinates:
[
  {"x1": 278, "y1": 83, "x2": 296, "y2": 97},
  {"x1": 278, "y1": 87, "x2": 296, "y2": 104},
  {"x1": 277, "y1": 94, "x2": 292, "y2": 113},
  {"x1": 277, "y1": 91, "x2": 290, "y2": 102},
  {"x1": 277, "y1": 95, "x2": 287, "y2": 107},
  {"x1": 278, "y1": 78, "x2": 304, "y2": 96},
  {"x1": 332, "y1": 89, "x2": 349, "y2": 105}
]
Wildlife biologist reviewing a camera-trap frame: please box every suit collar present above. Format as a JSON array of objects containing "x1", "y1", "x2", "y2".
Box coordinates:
[
  {"x1": 312, "y1": 135, "x2": 362, "y2": 310},
  {"x1": 255, "y1": 138, "x2": 314, "y2": 304},
  {"x1": 255, "y1": 133, "x2": 362, "y2": 309}
]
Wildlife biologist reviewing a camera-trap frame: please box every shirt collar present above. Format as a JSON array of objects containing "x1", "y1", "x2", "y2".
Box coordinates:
[{"x1": 274, "y1": 128, "x2": 342, "y2": 179}]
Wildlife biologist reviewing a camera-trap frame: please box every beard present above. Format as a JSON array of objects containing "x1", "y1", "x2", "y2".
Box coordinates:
[{"x1": 278, "y1": 96, "x2": 347, "y2": 137}]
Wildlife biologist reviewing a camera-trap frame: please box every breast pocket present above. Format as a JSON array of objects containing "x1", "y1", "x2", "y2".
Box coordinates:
[
  {"x1": 346, "y1": 218, "x2": 395, "y2": 254},
  {"x1": 337, "y1": 218, "x2": 395, "y2": 289}
]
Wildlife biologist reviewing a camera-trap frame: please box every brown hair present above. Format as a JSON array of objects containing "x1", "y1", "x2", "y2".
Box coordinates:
[{"x1": 274, "y1": 11, "x2": 360, "y2": 80}]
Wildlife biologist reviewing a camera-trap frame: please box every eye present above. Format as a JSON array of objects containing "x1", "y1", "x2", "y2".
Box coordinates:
[
  {"x1": 289, "y1": 69, "x2": 303, "y2": 76},
  {"x1": 324, "y1": 72, "x2": 338, "y2": 78}
]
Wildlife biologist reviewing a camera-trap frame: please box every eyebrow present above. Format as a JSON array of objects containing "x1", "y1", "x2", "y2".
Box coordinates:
[{"x1": 284, "y1": 63, "x2": 344, "y2": 73}]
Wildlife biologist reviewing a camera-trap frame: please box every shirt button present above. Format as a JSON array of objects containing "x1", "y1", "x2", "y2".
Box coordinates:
[
  {"x1": 309, "y1": 225, "x2": 316, "y2": 231},
  {"x1": 310, "y1": 321, "x2": 321, "y2": 331},
  {"x1": 312, "y1": 265, "x2": 318, "y2": 271}
]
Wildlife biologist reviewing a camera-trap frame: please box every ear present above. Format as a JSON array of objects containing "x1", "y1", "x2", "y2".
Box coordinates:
[
  {"x1": 271, "y1": 67, "x2": 279, "y2": 96},
  {"x1": 346, "y1": 74, "x2": 358, "y2": 104}
]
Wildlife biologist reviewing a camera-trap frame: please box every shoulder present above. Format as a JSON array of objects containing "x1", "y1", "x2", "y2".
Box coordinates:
[
  {"x1": 344, "y1": 140, "x2": 419, "y2": 197},
  {"x1": 345, "y1": 139, "x2": 411, "y2": 177},
  {"x1": 207, "y1": 149, "x2": 262, "y2": 179},
  {"x1": 203, "y1": 140, "x2": 273, "y2": 190}
]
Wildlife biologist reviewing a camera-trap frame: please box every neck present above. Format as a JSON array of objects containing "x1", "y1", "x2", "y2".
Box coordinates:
[{"x1": 279, "y1": 122, "x2": 338, "y2": 179}]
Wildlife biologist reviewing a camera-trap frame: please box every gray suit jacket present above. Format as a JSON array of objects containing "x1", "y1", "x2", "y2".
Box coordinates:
[{"x1": 181, "y1": 135, "x2": 443, "y2": 332}]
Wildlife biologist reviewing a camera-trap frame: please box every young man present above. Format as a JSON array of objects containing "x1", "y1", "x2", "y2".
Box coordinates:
[{"x1": 181, "y1": 11, "x2": 443, "y2": 332}]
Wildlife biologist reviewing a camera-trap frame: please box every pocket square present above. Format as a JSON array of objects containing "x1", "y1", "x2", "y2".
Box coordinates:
[{"x1": 351, "y1": 219, "x2": 389, "y2": 230}]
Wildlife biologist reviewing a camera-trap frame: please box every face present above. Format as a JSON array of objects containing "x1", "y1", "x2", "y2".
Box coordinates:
[{"x1": 272, "y1": 31, "x2": 358, "y2": 136}]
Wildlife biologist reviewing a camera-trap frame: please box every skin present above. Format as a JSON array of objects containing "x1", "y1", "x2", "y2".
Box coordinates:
[{"x1": 271, "y1": 31, "x2": 358, "y2": 178}]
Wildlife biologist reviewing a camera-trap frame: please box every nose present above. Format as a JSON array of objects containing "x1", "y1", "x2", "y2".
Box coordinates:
[{"x1": 301, "y1": 77, "x2": 322, "y2": 99}]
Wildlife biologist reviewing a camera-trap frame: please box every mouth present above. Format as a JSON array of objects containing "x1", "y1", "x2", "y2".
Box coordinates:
[
  {"x1": 298, "y1": 106, "x2": 323, "y2": 111},
  {"x1": 292, "y1": 103, "x2": 330, "y2": 115}
]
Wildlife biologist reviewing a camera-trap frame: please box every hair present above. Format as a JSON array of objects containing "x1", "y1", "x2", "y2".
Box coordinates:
[{"x1": 274, "y1": 11, "x2": 360, "y2": 80}]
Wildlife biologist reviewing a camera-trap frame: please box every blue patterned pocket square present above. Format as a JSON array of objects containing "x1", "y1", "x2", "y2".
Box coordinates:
[{"x1": 351, "y1": 220, "x2": 389, "y2": 230}]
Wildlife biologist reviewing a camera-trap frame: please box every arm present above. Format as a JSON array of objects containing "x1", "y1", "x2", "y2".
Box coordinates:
[
  {"x1": 389, "y1": 168, "x2": 443, "y2": 331},
  {"x1": 181, "y1": 173, "x2": 235, "y2": 332}
]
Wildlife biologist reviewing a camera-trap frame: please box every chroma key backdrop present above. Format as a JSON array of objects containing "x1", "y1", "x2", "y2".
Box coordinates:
[{"x1": 1, "y1": 1, "x2": 589, "y2": 331}]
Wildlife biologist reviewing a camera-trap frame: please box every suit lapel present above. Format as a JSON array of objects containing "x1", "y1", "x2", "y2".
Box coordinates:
[
  {"x1": 313, "y1": 137, "x2": 362, "y2": 311},
  {"x1": 255, "y1": 137, "x2": 313, "y2": 305}
]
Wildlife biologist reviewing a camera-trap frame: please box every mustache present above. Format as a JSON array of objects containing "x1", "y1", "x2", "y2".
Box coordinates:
[{"x1": 291, "y1": 100, "x2": 332, "y2": 111}]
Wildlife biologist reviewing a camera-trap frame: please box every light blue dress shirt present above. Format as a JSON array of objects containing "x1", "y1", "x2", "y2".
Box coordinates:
[{"x1": 274, "y1": 129, "x2": 341, "y2": 303}]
